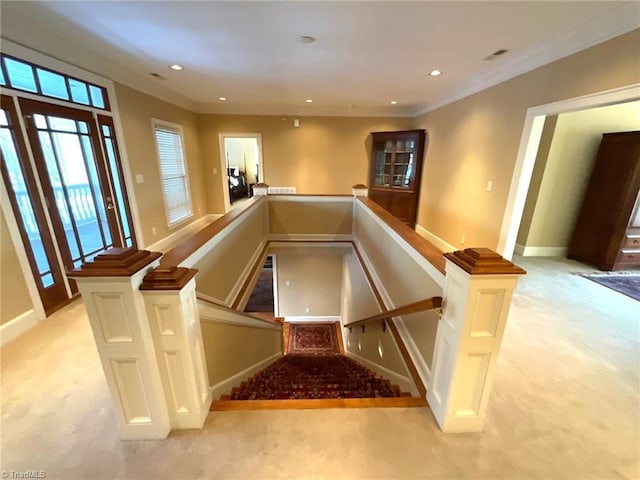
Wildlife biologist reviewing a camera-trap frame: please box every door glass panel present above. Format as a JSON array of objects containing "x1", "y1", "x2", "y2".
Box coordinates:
[
  {"x1": 0, "y1": 113, "x2": 55, "y2": 289},
  {"x1": 373, "y1": 140, "x2": 392, "y2": 187}
]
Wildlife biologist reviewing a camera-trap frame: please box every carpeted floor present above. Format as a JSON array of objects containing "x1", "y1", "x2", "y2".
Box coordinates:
[
  {"x1": 581, "y1": 273, "x2": 640, "y2": 302},
  {"x1": 287, "y1": 322, "x2": 340, "y2": 355},
  {"x1": 244, "y1": 269, "x2": 274, "y2": 312},
  {"x1": 229, "y1": 355, "x2": 402, "y2": 400}
]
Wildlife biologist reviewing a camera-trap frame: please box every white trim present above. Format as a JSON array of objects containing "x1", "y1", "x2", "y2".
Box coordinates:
[
  {"x1": 415, "y1": 224, "x2": 456, "y2": 253},
  {"x1": 271, "y1": 254, "x2": 280, "y2": 316},
  {"x1": 411, "y1": 8, "x2": 640, "y2": 117},
  {"x1": 267, "y1": 195, "x2": 353, "y2": 203},
  {"x1": 514, "y1": 245, "x2": 568, "y2": 257},
  {"x1": 269, "y1": 241, "x2": 353, "y2": 249},
  {"x1": 0, "y1": 179, "x2": 45, "y2": 321},
  {"x1": 151, "y1": 118, "x2": 194, "y2": 228},
  {"x1": 218, "y1": 133, "x2": 265, "y2": 213},
  {"x1": 196, "y1": 292, "x2": 226, "y2": 305},
  {"x1": 356, "y1": 200, "x2": 445, "y2": 287},
  {"x1": 145, "y1": 214, "x2": 221, "y2": 252},
  {"x1": 283, "y1": 316, "x2": 341, "y2": 323},
  {"x1": 498, "y1": 84, "x2": 640, "y2": 260},
  {"x1": 209, "y1": 352, "x2": 282, "y2": 400},
  {"x1": 0, "y1": 309, "x2": 38, "y2": 346},
  {"x1": 347, "y1": 351, "x2": 417, "y2": 397},
  {"x1": 268, "y1": 234, "x2": 353, "y2": 242},
  {"x1": 199, "y1": 308, "x2": 281, "y2": 331}
]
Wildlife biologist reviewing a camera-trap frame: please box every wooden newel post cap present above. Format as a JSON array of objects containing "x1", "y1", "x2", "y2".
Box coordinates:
[
  {"x1": 254, "y1": 183, "x2": 269, "y2": 188},
  {"x1": 68, "y1": 247, "x2": 162, "y2": 277},
  {"x1": 352, "y1": 184, "x2": 368, "y2": 189},
  {"x1": 140, "y1": 266, "x2": 198, "y2": 291},
  {"x1": 443, "y1": 248, "x2": 526, "y2": 275}
]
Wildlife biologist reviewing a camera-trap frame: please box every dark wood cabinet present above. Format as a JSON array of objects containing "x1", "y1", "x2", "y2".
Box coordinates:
[
  {"x1": 368, "y1": 129, "x2": 426, "y2": 228},
  {"x1": 568, "y1": 131, "x2": 640, "y2": 271}
]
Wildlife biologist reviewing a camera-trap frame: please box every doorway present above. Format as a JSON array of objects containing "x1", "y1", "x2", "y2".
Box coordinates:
[
  {"x1": 497, "y1": 84, "x2": 640, "y2": 260},
  {"x1": 0, "y1": 96, "x2": 135, "y2": 314},
  {"x1": 218, "y1": 133, "x2": 264, "y2": 212}
]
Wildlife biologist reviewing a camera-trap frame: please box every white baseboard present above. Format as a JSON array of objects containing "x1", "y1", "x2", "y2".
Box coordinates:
[
  {"x1": 515, "y1": 245, "x2": 568, "y2": 257},
  {"x1": 283, "y1": 316, "x2": 341, "y2": 323},
  {"x1": 145, "y1": 214, "x2": 221, "y2": 252},
  {"x1": 347, "y1": 351, "x2": 417, "y2": 396},
  {"x1": 268, "y1": 234, "x2": 353, "y2": 242},
  {"x1": 210, "y1": 352, "x2": 282, "y2": 400},
  {"x1": 1, "y1": 309, "x2": 38, "y2": 346},
  {"x1": 415, "y1": 224, "x2": 456, "y2": 253}
]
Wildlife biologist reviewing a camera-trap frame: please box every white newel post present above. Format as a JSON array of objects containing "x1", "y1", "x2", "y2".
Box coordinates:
[
  {"x1": 69, "y1": 248, "x2": 171, "y2": 440},
  {"x1": 253, "y1": 182, "x2": 269, "y2": 196},
  {"x1": 140, "y1": 266, "x2": 211, "y2": 430},
  {"x1": 352, "y1": 183, "x2": 368, "y2": 197},
  {"x1": 428, "y1": 248, "x2": 526, "y2": 433}
]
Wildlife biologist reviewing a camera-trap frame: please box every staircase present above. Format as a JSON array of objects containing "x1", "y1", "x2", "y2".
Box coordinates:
[{"x1": 211, "y1": 353, "x2": 426, "y2": 410}]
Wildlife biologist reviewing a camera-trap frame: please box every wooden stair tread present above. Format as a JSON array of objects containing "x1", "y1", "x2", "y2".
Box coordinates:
[{"x1": 211, "y1": 396, "x2": 427, "y2": 411}]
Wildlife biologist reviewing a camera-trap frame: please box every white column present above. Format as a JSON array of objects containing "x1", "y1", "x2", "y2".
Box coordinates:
[
  {"x1": 70, "y1": 248, "x2": 171, "y2": 440},
  {"x1": 427, "y1": 248, "x2": 525, "y2": 433},
  {"x1": 140, "y1": 266, "x2": 211, "y2": 429}
]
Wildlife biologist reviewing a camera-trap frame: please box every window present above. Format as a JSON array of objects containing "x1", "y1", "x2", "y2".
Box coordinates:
[
  {"x1": 153, "y1": 120, "x2": 192, "y2": 226},
  {"x1": 0, "y1": 54, "x2": 110, "y2": 110}
]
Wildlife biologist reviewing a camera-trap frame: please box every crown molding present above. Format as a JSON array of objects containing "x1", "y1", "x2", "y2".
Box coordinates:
[
  {"x1": 193, "y1": 102, "x2": 416, "y2": 118},
  {"x1": 411, "y1": 8, "x2": 640, "y2": 117}
]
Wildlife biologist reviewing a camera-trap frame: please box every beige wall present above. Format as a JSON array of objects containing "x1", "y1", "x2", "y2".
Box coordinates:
[
  {"x1": 414, "y1": 29, "x2": 640, "y2": 250},
  {"x1": 195, "y1": 201, "x2": 268, "y2": 301},
  {"x1": 200, "y1": 321, "x2": 281, "y2": 388},
  {"x1": 114, "y1": 83, "x2": 209, "y2": 245},
  {"x1": 276, "y1": 252, "x2": 342, "y2": 317},
  {"x1": 520, "y1": 101, "x2": 640, "y2": 249},
  {"x1": 198, "y1": 114, "x2": 412, "y2": 213},
  {"x1": 342, "y1": 252, "x2": 409, "y2": 377},
  {"x1": 1, "y1": 210, "x2": 33, "y2": 324},
  {"x1": 268, "y1": 198, "x2": 353, "y2": 235},
  {"x1": 355, "y1": 202, "x2": 442, "y2": 367}
]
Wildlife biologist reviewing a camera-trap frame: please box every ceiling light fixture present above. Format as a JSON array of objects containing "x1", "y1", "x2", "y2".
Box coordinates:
[
  {"x1": 169, "y1": 64, "x2": 184, "y2": 71},
  {"x1": 429, "y1": 69, "x2": 442, "y2": 77},
  {"x1": 390, "y1": 100, "x2": 398, "y2": 105},
  {"x1": 305, "y1": 99, "x2": 313, "y2": 103},
  {"x1": 297, "y1": 35, "x2": 316, "y2": 44},
  {"x1": 218, "y1": 97, "x2": 227, "y2": 101}
]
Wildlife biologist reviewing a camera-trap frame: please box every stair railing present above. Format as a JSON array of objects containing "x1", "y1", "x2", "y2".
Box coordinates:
[
  {"x1": 343, "y1": 297, "x2": 442, "y2": 333},
  {"x1": 197, "y1": 294, "x2": 284, "y2": 327}
]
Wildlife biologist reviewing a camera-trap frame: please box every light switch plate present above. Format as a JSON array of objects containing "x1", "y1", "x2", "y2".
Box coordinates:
[{"x1": 136, "y1": 174, "x2": 144, "y2": 184}]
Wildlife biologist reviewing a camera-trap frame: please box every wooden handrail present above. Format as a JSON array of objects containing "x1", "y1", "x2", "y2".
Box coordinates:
[
  {"x1": 196, "y1": 294, "x2": 283, "y2": 327},
  {"x1": 344, "y1": 297, "x2": 442, "y2": 330},
  {"x1": 160, "y1": 196, "x2": 263, "y2": 267}
]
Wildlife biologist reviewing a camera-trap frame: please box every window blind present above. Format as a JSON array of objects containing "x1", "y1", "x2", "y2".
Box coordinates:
[{"x1": 154, "y1": 125, "x2": 192, "y2": 225}]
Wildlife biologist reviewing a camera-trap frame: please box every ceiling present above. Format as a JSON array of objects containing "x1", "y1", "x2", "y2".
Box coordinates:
[{"x1": 1, "y1": 1, "x2": 638, "y2": 117}]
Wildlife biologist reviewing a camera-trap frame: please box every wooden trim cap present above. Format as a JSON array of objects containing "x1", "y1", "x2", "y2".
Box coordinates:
[
  {"x1": 254, "y1": 183, "x2": 269, "y2": 188},
  {"x1": 352, "y1": 184, "x2": 368, "y2": 189},
  {"x1": 444, "y1": 248, "x2": 526, "y2": 275},
  {"x1": 140, "y1": 266, "x2": 198, "y2": 291},
  {"x1": 68, "y1": 247, "x2": 162, "y2": 277}
]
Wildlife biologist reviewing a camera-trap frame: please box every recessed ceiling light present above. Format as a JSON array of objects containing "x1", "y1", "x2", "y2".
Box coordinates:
[
  {"x1": 169, "y1": 64, "x2": 184, "y2": 71},
  {"x1": 298, "y1": 35, "x2": 316, "y2": 44},
  {"x1": 305, "y1": 99, "x2": 313, "y2": 103},
  {"x1": 218, "y1": 97, "x2": 227, "y2": 101},
  {"x1": 390, "y1": 100, "x2": 398, "y2": 105},
  {"x1": 429, "y1": 69, "x2": 442, "y2": 77}
]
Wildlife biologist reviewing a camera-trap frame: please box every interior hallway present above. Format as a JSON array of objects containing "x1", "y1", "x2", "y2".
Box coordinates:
[{"x1": 1, "y1": 256, "x2": 638, "y2": 479}]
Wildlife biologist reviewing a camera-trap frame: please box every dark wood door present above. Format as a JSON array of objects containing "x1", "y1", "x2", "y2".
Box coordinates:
[{"x1": 0, "y1": 95, "x2": 69, "y2": 314}]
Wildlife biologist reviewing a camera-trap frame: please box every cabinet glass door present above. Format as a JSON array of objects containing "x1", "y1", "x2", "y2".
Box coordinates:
[
  {"x1": 392, "y1": 138, "x2": 416, "y2": 188},
  {"x1": 373, "y1": 140, "x2": 393, "y2": 187}
]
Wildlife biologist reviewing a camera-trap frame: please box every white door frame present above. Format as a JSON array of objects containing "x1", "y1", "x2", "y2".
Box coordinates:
[
  {"x1": 218, "y1": 133, "x2": 265, "y2": 213},
  {"x1": 497, "y1": 84, "x2": 640, "y2": 260}
]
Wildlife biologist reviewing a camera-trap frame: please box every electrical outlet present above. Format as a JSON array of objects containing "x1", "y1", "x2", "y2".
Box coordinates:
[
  {"x1": 285, "y1": 280, "x2": 290, "y2": 286},
  {"x1": 152, "y1": 227, "x2": 157, "y2": 236},
  {"x1": 305, "y1": 307, "x2": 310, "y2": 313},
  {"x1": 135, "y1": 174, "x2": 144, "y2": 184},
  {"x1": 486, "y1": 180, "x2": 493, "y2": 192},
  {"x1": 461, "y1": 234, "x2": 466, "y2": 245},
  {"x1": 213, "y1": 168, "x2": 217, "y2": 175}
]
